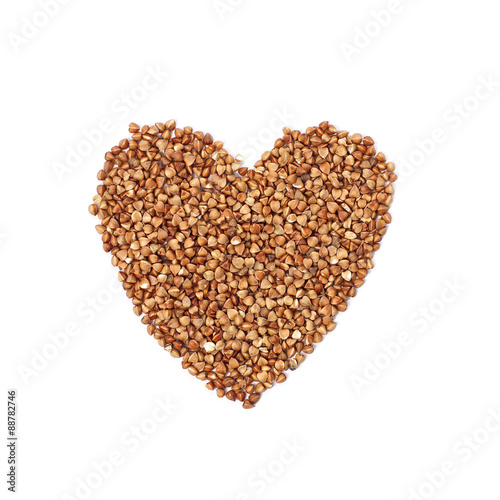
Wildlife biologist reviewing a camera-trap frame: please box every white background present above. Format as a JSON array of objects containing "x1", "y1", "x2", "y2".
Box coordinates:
[{"x1": 2, "y1": 1, "x2": 500, "y2": 499}]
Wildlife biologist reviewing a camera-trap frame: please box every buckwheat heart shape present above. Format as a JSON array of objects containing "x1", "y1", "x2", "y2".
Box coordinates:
[{"x1": 89, "y1": 120, "x2": 396, "y2": 408}]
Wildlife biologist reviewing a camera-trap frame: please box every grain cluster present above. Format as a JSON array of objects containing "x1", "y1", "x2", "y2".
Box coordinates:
[{"x1": 89, "y1": 120, "x2": 396, "y2": 408}]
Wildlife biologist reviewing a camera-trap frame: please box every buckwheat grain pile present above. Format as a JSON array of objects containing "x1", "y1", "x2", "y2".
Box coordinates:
[{"x1": 89, "y1": 120, "x2": 396, "y2": 408}]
